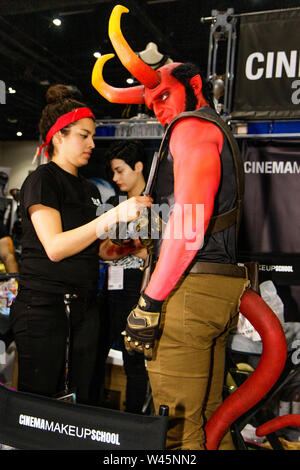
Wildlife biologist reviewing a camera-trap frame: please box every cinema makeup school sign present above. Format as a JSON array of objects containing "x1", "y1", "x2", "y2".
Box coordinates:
[{"x1": 231, "y1": 8, "x2": 300, "y2": 119}]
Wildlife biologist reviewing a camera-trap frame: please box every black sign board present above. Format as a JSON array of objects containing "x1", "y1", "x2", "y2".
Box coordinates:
[{"x1": 232, "y1": 9, "x2": 300, "y2": 119}]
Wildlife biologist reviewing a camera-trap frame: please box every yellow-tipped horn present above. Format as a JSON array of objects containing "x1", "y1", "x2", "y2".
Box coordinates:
[
  {"x1": 91, "y1": 54, "x2": 145, "y2": 104},
  {"x1": 109, "y1": 5, "x2": 160, "y2": 89}
]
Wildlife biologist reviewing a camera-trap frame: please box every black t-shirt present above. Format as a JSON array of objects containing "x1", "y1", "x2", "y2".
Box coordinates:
[{"x1": 19, "y1": 161, "x2": 102, "y2": 294}]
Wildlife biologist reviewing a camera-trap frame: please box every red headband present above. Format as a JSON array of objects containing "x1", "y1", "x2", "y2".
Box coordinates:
[{"x1": 36, "y1": 107, "x2": 95, "y2": 158}]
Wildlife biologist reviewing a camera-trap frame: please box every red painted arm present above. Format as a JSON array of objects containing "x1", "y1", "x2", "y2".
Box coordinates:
[
  {"x1": 205, "y1": 289, "x2": 287, "y2": 450},
  {"x1": 145, "y1": 118, "x2": 223, "y2": 300},
  {"x1": 99, "y1": 237, "x2": 147, "y2": 260}
]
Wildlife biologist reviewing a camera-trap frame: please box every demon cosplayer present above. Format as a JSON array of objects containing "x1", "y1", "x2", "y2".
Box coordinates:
[{"x1": 92, "y1": 5, "x2": 288, "y2": 450}]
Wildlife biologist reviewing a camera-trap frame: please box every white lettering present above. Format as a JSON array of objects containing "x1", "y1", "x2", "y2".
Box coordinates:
[
  {"x1": 84, "y1": 428, "x2": 91, "y2": 439},
  {"x1": 54, "y1": 422, "x2": 61, "y2": 433},
  {"x1": 245, "y1": 52, "x2": 264, "y2": 80},
  {"x1": 75, "y1": 427, "x2": 83, "y2": 438},
  {"x1": 259, "y1": 265, "x2": 294, "y2": 273},
  {"x1": 45, "y1": 421, "x2": 54, "y2": 432},
  {"x1": 245, "y1": 50, "x2": 300, "y2": 80},
  {"x1": 284, "y1": 161, "x2": 292, "y2": 173},
  {"x1": 256, "y1": 161, "x2": 264, "y2": 173},
  {"x1": 91, "y1": 197, "x2": 101, "y2": 206},
  {"x1": 18, "y1": 414, "x2": 121, "y2": 445},
  {"x1": 244, "y1": 161, "x2": 300, "y2": 174},
  {"x1": 60, "y1": 423, "x2": 68, "y2": 435},
  {"x1": 265, "y1": 161, "x2": 272, "y2": 174},
  {"x1": 272, "y1": 161, "x2": 284, "y2": 173},
  {"x1": 244, "y1": 161, "x2": 252, "y2": 173},
  {"x1": 103, "y1": 455, "x2": 138, "y2": 467},
  {"x1": 265, "y1": 52, "x2": 274, "y2": 78},
  {"x1": 291, "y1": 79, "x2": 300, "y2": 104},
  {"x1": 275, "y1": 50, "x2": 297, "y2": 78},
  {"x1": 291, "y1": 340, "x2": 300, "y2": 365}
]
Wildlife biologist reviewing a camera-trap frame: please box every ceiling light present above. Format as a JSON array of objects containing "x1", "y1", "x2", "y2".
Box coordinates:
[
  {"x1": 53, "y1": 18, "x2": 62, "y2": 26},
  {"x1": 126, "y1": 78, "x2": 134, "y2": 84},
  {"x1": 16, "y1": 131, "x2": 22, "y2": 137},
  {"x1": 93, "y1": 52, "x2": 101, "y2": 58}
]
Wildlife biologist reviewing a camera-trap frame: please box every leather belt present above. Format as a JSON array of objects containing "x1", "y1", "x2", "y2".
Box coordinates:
[{"x1": 188, "y1": 261, "x2": 248, "y2": 279}]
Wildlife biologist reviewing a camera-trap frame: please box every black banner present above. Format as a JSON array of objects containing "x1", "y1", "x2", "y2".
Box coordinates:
[
  {"x1": 232, "y1": 9, "x2": 300, "y2": 119},
  {"x1": 0, "y1": 384, "x2": 168, "y2": 450},
  {"x1": 238, "y1": 138, "x2": 300, "y2": 257},
  {"x1": 237, "y1": 138, "x2": 300, "y2": 321}
]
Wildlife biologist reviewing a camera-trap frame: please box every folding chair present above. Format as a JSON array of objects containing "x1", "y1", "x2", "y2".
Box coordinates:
[{"x1": 0, "y1": 383, "x2": 168, "y2": 450}]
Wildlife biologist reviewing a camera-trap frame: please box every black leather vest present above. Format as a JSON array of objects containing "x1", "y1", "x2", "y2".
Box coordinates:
[{"x1": 152, "y1": 107, "x2": 240, "y2": 264}]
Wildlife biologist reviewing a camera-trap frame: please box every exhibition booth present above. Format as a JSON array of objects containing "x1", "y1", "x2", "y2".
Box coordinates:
[{"x1": 0, "y1": 4, "x2": 299, "y2": 452}]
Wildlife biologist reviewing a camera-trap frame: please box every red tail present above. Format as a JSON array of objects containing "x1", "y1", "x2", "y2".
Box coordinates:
[
  {"x1": 256, "y1": 414, "x2": 300, "y2": 437},
  {"x1": 204, "y1": 289, "x2": 287, "y2": 450}
]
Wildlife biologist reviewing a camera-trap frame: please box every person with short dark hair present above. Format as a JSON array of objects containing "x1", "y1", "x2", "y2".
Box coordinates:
[{"x1": 99, "y1": 140, "x2": 149, "y2": 414}]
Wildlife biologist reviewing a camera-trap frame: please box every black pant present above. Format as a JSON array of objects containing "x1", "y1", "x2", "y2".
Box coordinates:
[
  {"x1": 9, "y1": 288, "x2": 100, "y2": 405},
  {"x1": 106, "y1": 268, "x2": 148, "y2": 414}
]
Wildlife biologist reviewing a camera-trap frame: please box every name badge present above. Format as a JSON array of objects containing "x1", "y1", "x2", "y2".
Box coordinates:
[{"x1": 108, "y1": 265, "x2": 124, "y2": 290}]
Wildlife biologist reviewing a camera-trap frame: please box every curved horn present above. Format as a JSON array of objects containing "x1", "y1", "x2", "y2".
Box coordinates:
[
  {"x1": 92, "y1": 54, "x2": 145, "y2": 104},
  {"x1": 109, "y1": 5, "x2": 160, "y2": 89}
]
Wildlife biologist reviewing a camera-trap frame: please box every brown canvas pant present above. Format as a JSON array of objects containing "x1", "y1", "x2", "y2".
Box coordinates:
[{"x1": 147, "y1": 273, "x2": 250, "y2": 450}]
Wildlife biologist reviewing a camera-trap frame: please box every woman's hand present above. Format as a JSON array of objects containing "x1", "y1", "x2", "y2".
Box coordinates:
[
  {"x1": 116, "y1": 195, "x2": 152, "y2": 223},
  {"x1": 29, "y1": 197, "x2": 152, "y2": 262},
  {"x1": 98, "y1": 236, "x2": 148, "y2": 261}
]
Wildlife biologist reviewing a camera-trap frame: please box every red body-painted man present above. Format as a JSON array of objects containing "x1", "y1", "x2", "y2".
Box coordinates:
[{"x1": 92, "y1": 5, "x2": 287, "y2": 450}]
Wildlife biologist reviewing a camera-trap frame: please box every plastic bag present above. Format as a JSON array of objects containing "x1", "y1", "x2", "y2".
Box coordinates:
[
  {"x1": 237, "y1": 313, "x2": 261, "y2": 341},
  {"x1": 237, "y1": 281, "x2": 284, "y2": 342},
  {"x1": 0, "y1": 278, "x2": 18, "y2": 317}
]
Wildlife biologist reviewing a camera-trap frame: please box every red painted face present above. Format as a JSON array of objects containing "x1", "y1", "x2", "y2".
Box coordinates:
[{"x1": 144, "y1": 69, "x2": 187, "y2": 126}]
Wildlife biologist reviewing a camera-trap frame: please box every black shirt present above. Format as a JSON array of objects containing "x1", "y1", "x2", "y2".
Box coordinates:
[{"x1": 19, "y1": 161, "x2": 101, "y2": 294}]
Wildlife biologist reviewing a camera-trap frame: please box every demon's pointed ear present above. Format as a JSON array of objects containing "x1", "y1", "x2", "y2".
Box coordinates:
[{"x1": 189, "y1": 74, "x2": 203, "y2": 95}]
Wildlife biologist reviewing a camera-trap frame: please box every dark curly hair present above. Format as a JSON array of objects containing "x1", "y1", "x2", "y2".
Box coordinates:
[
  {"x1": 38, "y1": 84, "x2": 93, "y2": 158},
  {"x1": 171, "y1": 63, "x2": 214, "y2": 110}
]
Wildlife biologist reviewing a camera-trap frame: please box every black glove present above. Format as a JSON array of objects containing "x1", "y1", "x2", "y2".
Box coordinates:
[{"x1": 122, "y1": 292, "x2": 163, "y2": 360}]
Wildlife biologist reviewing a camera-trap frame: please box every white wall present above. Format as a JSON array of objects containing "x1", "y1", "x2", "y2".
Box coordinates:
[{"x1": 0, "y1": 140, "x2": 39, "y2": 192}]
